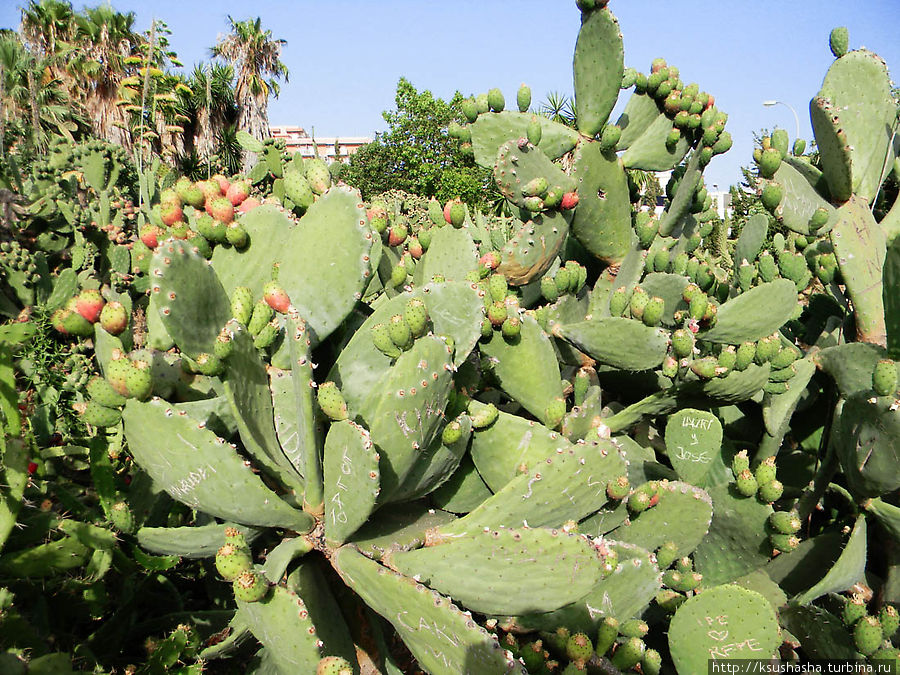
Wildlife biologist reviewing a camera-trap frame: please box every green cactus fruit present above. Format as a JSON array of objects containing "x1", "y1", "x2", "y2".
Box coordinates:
[
  {"x1": 599, "y1": 124, "x2": 621, "y2": 152},
  {"x1": 444, "y1": 199, "x2": 465, "y2": 228},
  {"x1": 107, "y1": 500, "x2": 134, "y2": 533},
  {"x1": 873, "y1": 359, "x2": 898, "y2": 397},
  {"x1": 125, "y1": 362, "x2": 153, "y2": 400},
  {"x1": 370, "y1": 323, "x2": 401, "y2": 359},
  {"x1": 629, "y1": 286, "x2": 649, "y2": 320},
  {"x1": 871, "y1": 646, "x2": 900, "y2": 667},
  {"x1": 628, "y1": 490, "x2": 653, "y2": 514},
  {"x1": 769, "y1": 510, "x2": 802, "y2": 534},
  {"x1": 729, "y1": 450, "x2": 750, "y2": 478},
  {"x1": 755, "y1": 456, "x2": 777, "y2": 485},
  {"x1": 519, "y1": 640, "x2": 547, "y2": 672},
  {"x1": 640, "y1": 648, "x2": 662, "y2": 675},
  {"x1": 691, "y1": 357, "x2": 720, "y2": 380},
  {"x1": 501, "y1": 315, "x2": 522, "y2": 341},
  {"x1": 461, "y1": 98, "x2": 478, "y2": 123},
  {"x1": 247, "y1": 301, "x2": 275, "y2": 337},
  {"x1": 105, "y1": 356, "x2": 132, "y2": 397},
  {"x1": 792, "y1": 138, "x2": 807, "y2": 156},
  {"x1": 487, "y1": 301, "x2": 508, "y2": 328},
  {"x1": 757, "y1": 147, "x2": 782, "y2": 178},
  {"x1": 843, "y1": 595, "x2": 868, "y2": 626},
  {"x1": 527, "y1": 114, "x2": 543, "y2": 146},
  {"x1": 215, "y1": 542, "x2": 253, "y2": 581},
  {"x1": 608, "y1": 286, "x2": 629, "y2": 317},
  {"x1": 230, "y1": 286, "x2": 254, "y2": 325},
  {"x1": 545, "y1": 397, "x2": 566, "y2": 429},
  {"x1": 316, "y1": 656, "x2": 353, "y2": 675},
  {"x1": 194, "y1": 353, "x2": 225, "y2": 377},
  {"x1": 388, "y1": 222, "x2": 408, "y2": 247},
  {"x1": 634, "y1": 212, "x2": 658, "y2": 249},
  {"x1": 60, "y1": 308, "x2": 93, "y2": 337},
  {"x1": 487, "y1": 273, "x2": 508, "y2": 303},
  {"x1": 516, "y1": 83, "x2": 532, "y2": 112},
  {"x1": 441, "y1": 420, "x2": 463, "y2": 446},
  {"x1": 642, "y1": 296, "x2": 665, "y2": 327},
  {"x1": 87, "y1": 376, "x2": 127, "y2": 408},
  {"x1": 611, "y1": 637, "x2": 644, "y2": 671},
  {"x1": 390, "y1": 262, "x2": 408, "y2": 288},
  {"x1": 522, "y1": 176, "x2": 549, "y2": 199},
  {"x1": 232, "y1": 569, "x2": 269, "y2": 603},
  {"x1": 305, "y1": 159, "x2": 332, "y2": 194},
  {"x1": 317, "y1": 381, "x2": 349, "y2": 421},
  {"x1": 754, "y1": 334, "x2": 780, "y2": 364},
  {"x1": 769, "y1": 532, "x2": 800, "y2": 553},
  {"x1": 771, "y1": 128, "x2": 789, "y2": 157},
  {"x1": 656, "y1": 589, "x2": 686, "y2": 613},
  {"x1": 82, "y1": 400, "x2": 123, "y2": 427},
  {"x1": 214, "y1": 328, "x2": 234, "y2": 360},
  {"x1": 469, "y1": 401, "x2": 499, "y2": 428},
  {"x1": 417, "y1": 227, "x2": 432, "y2": 250},
  {"x1": 387, "y1": 313, "x2": 413, "y2": 351},
  {"x1": 401, "y1": 298, "x2": 428, "y2": 338},
  {"x1": 620, "y1": 619, "x2": 649, "y2": 639},
  {"x1": 487, "y1": 87, "x2": 505, "y2": 112},
  {"x1": 284, "y1": 171, "x2": 315, "y2": 212},
  {"x1": 605, "y1": 475, "x2": 630, "y2": 500},
  {"x1": 770, "y1": 345, "x2": 799, "y2": 370},
  {"x1": 688, "y1": 292, "x2": 709, "y2": 321},
  {"x1": 523, "y1": 195, "x2": 544, "y2": 212},
  {"x1": 731, "y1": 342, "x2": 755, "y2": 371},
  {"x1": 655, "y1": 541, "x2": 680, "y2": 569},
  {"x1": 653, "y1": 248, "x2": 670, "y2": 273},
  {"x1": 225, "y1": 222, "x2": 248, "y2": 248},
  {"x1": 829, "y1": 26, "x2": 849, "y2": 58},
  {"x1": 661, "y1": 355, "x2": 678, "y2": 378},
  {"x1": 565, "y1": 633, "x2": 593, "y2": 664},
  {"x1": 480, "y1": 316, "x2": 494, "y2": 339},
  {"x1": 715, "y1": 346, "x2": 737, "y2": 372},
  {"x1": 541, "y1": 275, "x2": 560, "y2": 303},
  {"x1": 252, "y1": 320, "x2": 279, "y2": 350},
  {"x1": 662, "y1": 568, "x2": 683, "y2": 589},
  {"x1": 854, "y1": 615, "x2": 883, "y2": 656},
  {"x1": 671, "y1": 328, "x2": 695, "y2": 359},
  {"x1": 879, "y1": 605, "x2": 899, "y2": 638},
  {"x1": 735, "y1": 468, "x2": 758, "y2": 497},
  {"x1": 595, "y1": 617, "x2": 619, "y2": 657},
  {"x1": 761, "y1": 182, "x2": 784, "y2": 213},
  {"x1": 757, "y1": 479, "x2": 784, "y2": 504}
]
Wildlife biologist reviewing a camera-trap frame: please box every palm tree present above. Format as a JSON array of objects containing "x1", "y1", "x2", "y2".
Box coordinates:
[
  {"x1": 212, "y1": 16, "x2": 287, "y2": 171},
  {"x1": 540, "y1": 91, "x2": 577, "y2": 127},
  {"x1": 181, "y1": 62, "x2": 236, "y2": 163}
]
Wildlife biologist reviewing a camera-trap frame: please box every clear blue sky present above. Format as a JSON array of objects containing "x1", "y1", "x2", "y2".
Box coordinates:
[{"x1": 3, "y1": 1, "x2": 899, "y2": 191}]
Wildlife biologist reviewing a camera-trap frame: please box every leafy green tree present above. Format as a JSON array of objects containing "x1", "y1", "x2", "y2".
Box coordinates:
[{"x1": 343, "y1": 77, "x2": 494, "y2": 208}]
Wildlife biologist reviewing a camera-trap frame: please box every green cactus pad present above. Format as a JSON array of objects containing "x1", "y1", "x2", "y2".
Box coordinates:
[
  {"x1": 237, "y1": 584, "x2": 325, "y2": 673},
  {"x1": 813, "y1": 343, "x2": 889, "y2": 396},
  {"x1": 497, "y1": 210, "x2": 570, "y2": 285},
  {"x1": 136, "y1": 523, "x2": 259, "y2": 558},
  {"x1": 332, "y1": 546, "x2": 524, "y2": 674},
  {"x1": 469, "y1": 410, "x2": 572, "y2": 492},
  {"x1": 770, "y1": 160, "x2": 837, "y2": 235},
  {"x1": 480, "y1": 314, "x2": 563, "y2": 426},
  {"x1": 658, "y1": 151, "x2": 702, "y2": 237},
  {"x1": 350, "y1": 502, "x2": 457, "y2": 561},
  {"x1": 761, "y1": 357, "x2": 816, "y2": 438},
  {"x1": 469, "y1": 111, "x2": 579, "y2": 168},
  {"x1": 360, "y1": 335, "x2": 454, "y2": 502},
  {"x1": 573, "y1": 6, "x2": 624, "y2": 137},
  {"x1": 886, "y1": 238, "x2": 900, "y2": 354},
  {"x1": 779, "y1": 605, "x2": 860, "y2": 660},
  {"x1": 816, "y1": 49, "x2": 898, "y2": 203},
  {"x1": 414, "y1": 225, "x2": 478, "y2": 283},
  {"x1": 392, "y1": 414, "x2": 473, "y2": 502},
  {"x1": 693, "y1": 484, "x2": 773, "y2": 586},
  {"x1": 615, "y1": 92, "x2": 666, "y2": 151},
  {"x1": 609, "y1": 481, "x2": 713, "y2": 559},
  {"x1": 835, "y1": 393, "x2": 900, "y2": 497},
  {"x1": 668, "y1": 585, "x2": 780, "y2": 671},
  {"x1": 809, "y1": 96, "x2": 854, "y2": 203},
  {"x1": 330, "y1": 282, "x2": 483, "y2": 412},
  {"x1": 640, "y1": 273, "x2": 690, "y2": 326},
  {"x1": 494, "y1": 140, "x2": 575, "y2": 210},
  {"x1": 430, "y1": 455, "x2": 493, "y2": 514},
  {"x1": 323, "y1": 420, "x2": 380, "y2": 545},
  {"x1": 622, "y1": 110, "x2": 691, "y2": 171},
  {"x1": 436, "y1": 438, "x2": 626, "y2": 536},
  {"x1": 498, "y1": 540, "x2": 660, "y2": 634},
  {"x1": 388, "y1": 527, "x2": 607, "y2": 615},
  {"x1": 222, "y1": 321, "x2": 305, "y2": 494},
  {"x1": 700, "y1": 280, "x2": 797, "y2": 344},
  {"x1": 122, "y1": 399, "x2": 312, "y2": 531},
  {"x1": 570, "y1": 140, "x2": 634, "y2": 264},
  {"x1": 733, "y1": 214, "x2": 769, "y2": 265},
  {"x1": 830, "y1": 197, "x2": 887, "y2": 346},
  {"x1": 151, "y1": 239, "x2": 231, "y2": 358},
  {"x1": 794, "y1": 514, "x2": 867, "y2": 604},
  {"x1": 665, "y1": 410, "x2": 723, "y2": 485},
  {"x1": 555, "y1": 317, "x2": 669, "y2": 371}
]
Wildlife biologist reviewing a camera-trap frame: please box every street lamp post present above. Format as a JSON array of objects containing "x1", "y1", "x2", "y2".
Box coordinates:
[{"x1": 762, "y1": 100, "x2": 801, "y2": 141}]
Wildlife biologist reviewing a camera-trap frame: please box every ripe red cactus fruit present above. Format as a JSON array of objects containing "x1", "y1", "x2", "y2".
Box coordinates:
[
  {"x1": 238, "y1": 197, "x2": 261, "y2": 213},
  {"x1": 560, "y1": 191, "x2": 580, "y2": 210},
  {"x1": 263, "y1": 280, "x2": 291, "y2": 313},
  {"x1": 226, "y1": 181, "x2": 250, "y2": 206},
  {"x1": 160, "y1": 201, "x2": 184, "y2": 227},
  {"x1": 75, "y1": 289, "x2": 105, "y2": 323},
  {"x1": 140, "y1": 223, "x2": 163, "y2": 249}
]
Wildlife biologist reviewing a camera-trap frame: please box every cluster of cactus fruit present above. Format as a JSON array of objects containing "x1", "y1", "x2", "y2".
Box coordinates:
[{"x1": 4, "y1": 1, "x2": 900, "y2": 673}]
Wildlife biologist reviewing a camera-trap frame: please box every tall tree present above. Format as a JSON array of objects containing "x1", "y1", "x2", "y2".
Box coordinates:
[
  {"x1": 179, "y1": 62, "x2": 236, "y2": 164},
  {"x1": 211, "y1": 16, "x2": 287, "y2": 171}
]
